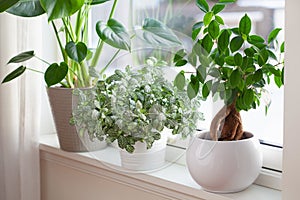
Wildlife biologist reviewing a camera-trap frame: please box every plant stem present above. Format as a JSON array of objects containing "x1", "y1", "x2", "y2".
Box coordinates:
[
  {"x1": 62, "y1": 18, "x2": 75, "y2": 42},
  {"x1": 90, "y1": 0, "x2": 119, "y2": 68},
  {"x1": 75, "y1": 8, "x2": 83, "y2": 41},
  {"x1": 51, "y1": 22, "x2": 67, "y2": 61},
  {"x1": 27, "y1": 68, "x2": 44, "y2": 74},
  {"x1": 80, "y1": 61, "x2": 91, "y2": 86},
  {"x1": 34, "y1": 56, "x2": 51, "y2": 65},
  {"x1": 100, "y1": 49, "x2": 121, "y2": 75}
]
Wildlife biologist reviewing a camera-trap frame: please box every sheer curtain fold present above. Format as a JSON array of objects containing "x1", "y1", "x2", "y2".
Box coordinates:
[{"x1": 0, "y1": 13, "x2": 45, "y2": 200}]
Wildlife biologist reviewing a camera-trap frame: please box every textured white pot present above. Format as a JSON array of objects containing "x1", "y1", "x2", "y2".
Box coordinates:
[
  {"x1": 186, "y1": 130, "x2": 262, "y2": 193},
  {"x1": 47, "y1": 87, "x2": 107, "y2": 152},
  {"x1": 120, "y1": 137, "x2": 167, "y2": 171}
]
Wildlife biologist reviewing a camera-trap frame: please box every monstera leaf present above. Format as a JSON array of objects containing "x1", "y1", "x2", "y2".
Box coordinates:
[
  {"x1": 40, "y1": 0, "x2": 85, "y2": 21},
  {"x1": 96, "y1": 18, "x2": 131, "y2": 51},
  {"x1": 142, "y1": 18, "x2": 182, "y2": 47},
  {"x1": 7, "y1": 0, "x2": 45, "y2": 17}
]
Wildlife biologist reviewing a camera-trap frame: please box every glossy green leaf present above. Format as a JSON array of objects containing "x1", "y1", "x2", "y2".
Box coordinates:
[
  {"x1": 7, "y1": 50, "x2": 35, "y2": 64},
  {"x1": 174, "y1": 71, "x2": 186, "y2": 90},
  {"x1": 0, "y1": 0, "x2": 18, "y2": 12},
  {"x1": 40, "y1": 0, "x2": 84, "y2": 21},
  {"x1": 274, "y1": 75, "x2": 283, "y2": 88},
  {"x1": 268, "y1": 28, "x2": 281, "y2": 44},
  {"x1": 215, "y1": 15, "x2": 224, "y2": 25},
  {"x1": 90, "y1": 0, "x2": 110, "y2": 5},
  {"x1": 225, "y1": 56, "x2": 235, "y2": 66},
  {"x1": 244, "y1": 47, "x2": 255, "y2": 57},
  {"x1": 175, "y1": 59, "x2": 188, "y2": 67},
  {"x1": 258, "y1": 48, "x2": 269, "y2": 66},
  {"x1": 248, "y1": 35, "x2": 265, "y2": 44},
  {"x1": 239, "y1": 14, "x2": 251, "y2": 36},
  {"x1": 187, "y1": 82, "x2": 199, "y2": 99},
  {"x1": 173, "y1": 49, "x2": 186, "y2": 63},
  {"x1": 202, "y1": 34, "x2": 213, "y2": 53},
  {"x1": 196, "y1": 0, "x2": 209, "y2": 13},
  {"x1": 142, "y1": 18, "x2": 181, "y2": 46},
  {"x1": 234, "y1": 53, "x2": 243, "y2": 66},
  {"x1": 218, "y1": 29, "x2": 231, "y2": 53},
  {"x1": 7, "y1": 0, "x2": 45, "y2": 17},
  {"x1": 280, "y1": 41, "x2": 285, "y2": 53},
  {"x1": 188, "y1": 52, "x2": 197, "y2": 67},
  {"x1": 230, "y1": 69, "x2": 241, "y2": 88},
  {"x1": 203, "y1": 11, "x2": 213, "y2": 26},
  {"x1": 192, "y1": 21, "x2": 204, "y2": 40},
  {"x1": 208, "y1": 20, "x2": 219, "y2": 39},
  {"x1": 44, "y1": 62, "x2": 68, "y2": 87},
  {"x1": 231, "y1": 27, "x2": 240, "y2": 35},
  {"x1": 253, "y1": 69, "x2": 263, "y2": 83},
  {"x1": 2, "y1": 66, "x2": 26, "y2": 83},
  {"x1": 267, "y1": 50, "x2": 277, "y2": 61},
  {"x1": 65, "y1": 41, "x2": 87, "y2": 63},
  {"x1": 197, "y1": 65, "x2": 206, "y2": 83},
  {"x1": 202, "y1": 80, "x2": 212, "y2": 98},
  {"x1": 212, "y1": 4, "x2": 225, "y2": 14},
  {"x1": 242, "y1": 89, "x2": 254, "y2": 108},
  {"x1": 96, "y1": 18, "x2": 131, "y2": 51},
  {"x1": 218, "y1": 0, "x2": 236, "y2": 4},
  {"x1": 230, "y1": 36, "x2": 243, "y2": 53}
]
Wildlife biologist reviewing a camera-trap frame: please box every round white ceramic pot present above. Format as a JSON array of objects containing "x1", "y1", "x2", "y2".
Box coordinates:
[
  {"x1": 186, "y1": 130, "x2": 262, "y2": 193},
  {"x1": 120, "y1": 137, "x2": 167, "y2": 171}
]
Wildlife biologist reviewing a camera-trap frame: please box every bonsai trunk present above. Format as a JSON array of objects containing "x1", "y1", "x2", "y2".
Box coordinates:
[{"x1": 210, "y1": 102, "x2": 244, "y2": 141}]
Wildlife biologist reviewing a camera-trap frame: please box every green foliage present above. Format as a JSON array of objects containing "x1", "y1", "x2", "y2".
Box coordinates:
[
  {"x1": 72, "y1": 58, "x2": 203, "y2": 153},
  {"x1": 141, "y1": 18, "x2": 182, "y2": 46},
  {"x1": 174, "y1": 0, "x2": 284, "y2": 113},
  {"x1": 44, "y1": 62, "x2": 68, "y2": 87},
  {"x1": 1, "y1": 1, "x2": 181, "y2": 89},
  {"x1": 96, "y1": 18, "x2": 131, "y2": 51}
]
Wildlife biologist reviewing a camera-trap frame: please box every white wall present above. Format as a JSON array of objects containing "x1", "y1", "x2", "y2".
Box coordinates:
[{"x1": 282, "y1": 0, "x2": 300, "y2": 199}]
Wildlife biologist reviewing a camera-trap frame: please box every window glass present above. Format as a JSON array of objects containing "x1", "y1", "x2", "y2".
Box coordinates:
[{"x1": 91, "y1": 0, "x2": 285, "y2": 145}]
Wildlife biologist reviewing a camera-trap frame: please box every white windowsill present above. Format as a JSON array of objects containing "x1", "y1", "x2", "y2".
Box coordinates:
[{"x1": 39, "y1": 134, "x2": 281, "y2": 200}]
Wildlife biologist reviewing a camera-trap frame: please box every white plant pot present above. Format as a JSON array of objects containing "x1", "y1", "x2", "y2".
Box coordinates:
[
  {"x1": 120, "y1": 137, "x2": 167, "y2": 171},
  {"x1": 186, "y1": 130, "x2": 262, "y2": 193}
]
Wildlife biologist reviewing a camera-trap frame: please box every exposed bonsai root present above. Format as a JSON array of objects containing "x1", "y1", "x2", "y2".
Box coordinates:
[{"x1": 210, "y1": 103, "x2": 244, "y2": 141}]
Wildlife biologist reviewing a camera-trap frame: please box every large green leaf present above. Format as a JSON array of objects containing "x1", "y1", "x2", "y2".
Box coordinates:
[
  {"x1": 174, "y1": 71, "x2": 185, "y2": 91},
  {"x1": 2, "y1": 66, "x2": 26, "y2": 83},
  {"x1": 0, "y1": 0, "x2": 19, "y2": 12},
  {"x1": 44, "y1": 62, "x2": 68, "y2": 87},
  {"x1": 268, "y1": 28, "x2": 282, "y2": 44},
  {"x1": 89, "y1": 0, "x2": 110, "y2": 5},
  {"x1": 208, "y1": 20, "x2": 219, "y2": 39},
  {"x1": 40, "y1": 0, "x2": 85, "y2": 21},
  {"x1": 218, "y1": 29, "x2": 230, "y2": 53},
  {"x1": 239, "y1": 14, "x2": 251, "y2": 36},
  {"x1": 141, "y1": 18, "x2": 181, "y2": 46},
  {"x1": 7, "y1": 0, "x2": 45, "y2": 17},
  {"x1": 65, "y1": 41, "x2": 87, "y2": 63},
  {"x1": 230, "y1": 69, "x2": 241, "y2": 88},
  {"x1": 230, "y1": 36, "x2": 243, "y2": 52},
  {"x1": 7, "y1": 50, "x2": 35, "y2": 64},
  {"x1": 196, "y1": 0, "x2": 209, "y2": 13},
  {"x1": 96, "y1": 18, "x2": 131, "y2": 51}
]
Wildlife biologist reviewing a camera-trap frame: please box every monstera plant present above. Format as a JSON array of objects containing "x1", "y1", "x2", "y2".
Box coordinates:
[{"x1": 1, "y1": 0, "x2": 181, "y2": 88}]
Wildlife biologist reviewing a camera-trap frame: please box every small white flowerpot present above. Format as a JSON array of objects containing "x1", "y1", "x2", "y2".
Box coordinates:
[
  {"x1": 186, "y1": 130, "x2": 262, "y2": 193},
  {"x1": 120, "y1": 137, "x2": 167, "y2": 171}
]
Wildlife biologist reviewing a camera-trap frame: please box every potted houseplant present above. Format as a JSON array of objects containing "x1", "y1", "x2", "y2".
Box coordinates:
[
  {"x1": 72, "y1": 56, "x2": 202, "y2": 171},
  {"x1": 174, "y1": 0, "x2": 284, "y2": 193},
  {"x1": 0, "y1": 0, "x2": 181, "y2": 151}
]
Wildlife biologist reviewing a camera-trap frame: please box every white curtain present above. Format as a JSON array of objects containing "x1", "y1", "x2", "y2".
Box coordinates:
[{"x1": 0, "y1": 13, "x2": 54, "y2": 200}]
